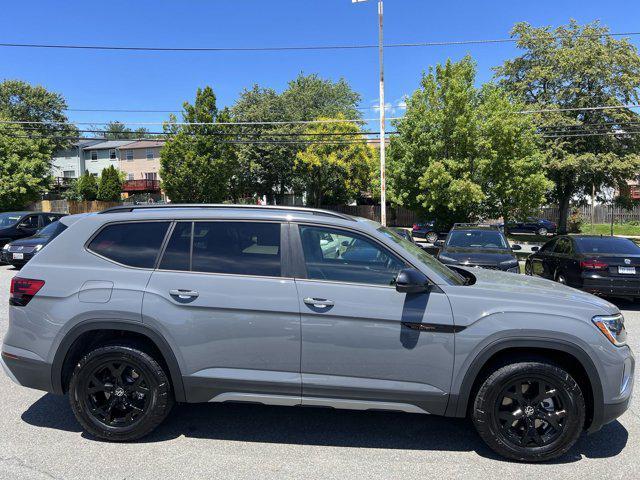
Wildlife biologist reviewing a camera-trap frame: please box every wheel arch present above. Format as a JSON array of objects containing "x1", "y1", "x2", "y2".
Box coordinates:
[
  {"x1": 51, "y1": 320, "x2": 186, "y2": 402},
  {"x1": 447, "y1": 338, "x2": 605, "y2": 433}
]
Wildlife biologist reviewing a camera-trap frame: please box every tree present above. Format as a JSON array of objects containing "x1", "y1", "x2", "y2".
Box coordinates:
[
  {"x1": 77, "y1": 171, "x2": 98, "y2": 201},
  {"x1": 0, "y1": 80, "x2": 76, "y2": 151},
  {"x1": 232, "y1": 74, "x2": 362, "y2": 203},
  {"x1": 97, "y1": 165, "x2": 123, "y2": 201},
  {"x1": 389, "y1": 56, "x2": 550, "y2": 227},
  {"x1": 103, "y1": 121, "x2": 149, "y2": 140},
  {"x1": 496, "y1": 20, "x2": 640, "y2": 233},
  {"x1": 160, "y1": 86, "x2": 239, "y2": 203},
  {"x1": 295, "y1": 117, "x2": 376, "y2": 207},
  {"x1": 0, "y1": 119, "x2": 52, "y2": 210}
]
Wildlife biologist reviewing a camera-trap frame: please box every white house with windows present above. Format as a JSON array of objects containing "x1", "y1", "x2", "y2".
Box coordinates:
[
  {"x1": 81, "y1": 140, "x2": 135, "y2": 176},
  {"x1": 50, "y1": 140, "x2": 103, "y2": 179}
]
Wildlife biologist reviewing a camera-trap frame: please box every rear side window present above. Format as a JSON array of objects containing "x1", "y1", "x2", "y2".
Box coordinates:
[{"x1": 88, "y1": 222, "x2": 170, "y2": 268}]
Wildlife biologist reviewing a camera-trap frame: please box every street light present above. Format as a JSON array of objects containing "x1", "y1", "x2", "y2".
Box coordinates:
[{"x1": 353, "y1": 0, "x2": 387, "y2": 226}]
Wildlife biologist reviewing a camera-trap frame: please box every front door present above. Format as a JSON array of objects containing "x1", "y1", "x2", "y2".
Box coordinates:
[
  {"x1": 293, "y1": 224, "x2": 455, "y2": 415},
  {"x1": 143, "y1": 221, "x2": 301, "y2": 403}
]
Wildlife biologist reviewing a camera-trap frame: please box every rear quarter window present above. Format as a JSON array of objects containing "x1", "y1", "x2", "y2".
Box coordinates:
[{"x1": 87, "y1": 222, "x2": 170, "y2": 268}]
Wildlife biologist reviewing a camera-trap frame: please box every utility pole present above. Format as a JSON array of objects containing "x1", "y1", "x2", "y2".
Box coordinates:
[{"x1": 353, "y1": 0, "x2": 387, "y2": 225}]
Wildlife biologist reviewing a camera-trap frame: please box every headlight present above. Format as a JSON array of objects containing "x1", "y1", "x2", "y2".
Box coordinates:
[
  {"x1": 507, "y1": 266, "x2": 520, "y2": 273},
  {"x1": 438, "y1": 255, "x2": 458, "y2": 264},
  {"x1": 592, "y1": 314, "x2": 627, "y2": 347},
  {"x1": 2, "y1": 243, "x2": 9, "y2": 251},
  {"x1": 33, "y1": 244, "x2": 43, "y2": 253},
  {"x1": 500, "y1": 259, "x2": 519, "y2": 267}
]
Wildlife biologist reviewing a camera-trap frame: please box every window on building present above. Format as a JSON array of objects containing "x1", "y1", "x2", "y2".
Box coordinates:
[
  {"x1": 109, "y1": 149, "x2": 116, "y2": 160},
  {"x1": 91, "y1": 151, "x2": 98, "y2": 161},
  {"x1": 125, "y1": 150, "x2": 134, "y2": 161},
  {"x1": 87, "y1": 222, "x2": 171, "y2": 268},
  {"x1": 127, "y1": 173, "x2": 135, "y2": 180},
  {"x1": 63, "y1": 170, "x2": 75, "y2": 178},
  {"x1": 144, "y1": 172, "x2": 158, "y2": 180},
  {"x1": 146, "y1": 148, "x2": 154, "y2": 160}
]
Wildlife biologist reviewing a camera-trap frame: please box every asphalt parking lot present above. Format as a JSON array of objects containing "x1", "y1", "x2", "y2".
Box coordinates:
[{"x1": 0, "y1": 265, "x2": 638, "y2": 479}]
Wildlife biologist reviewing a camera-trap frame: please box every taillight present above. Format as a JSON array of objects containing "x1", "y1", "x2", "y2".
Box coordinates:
[
  {"x1": 10, "y1": 277, "x2": 45, "y2": 306},
  {"x1": 580, "y1": 259, "x2": 608, "y2": 270},
  {"x1": 412, "y1": 224, "x2": 419, "y2": 230}
]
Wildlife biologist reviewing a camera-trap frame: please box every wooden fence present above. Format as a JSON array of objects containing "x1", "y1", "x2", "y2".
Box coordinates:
[
  {"x1": 322, "y1": 205, "x2": 419, "y2": 227},
  {"x1": 540, "y1": 205, "x2": 640, "y2": 224},
  {"x1": 29, "y1": 200, "x2": 122, "y2": 214}
]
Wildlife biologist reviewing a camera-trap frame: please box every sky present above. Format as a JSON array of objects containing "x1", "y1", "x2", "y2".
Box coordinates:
[{"x1": 1, "y1": 0, "x2": 640, "y2": 130}]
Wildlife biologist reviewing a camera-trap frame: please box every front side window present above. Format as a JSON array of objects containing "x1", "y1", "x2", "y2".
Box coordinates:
[
  {"x1": 19, "y1": 215, "x2": 39, "y2": 229},
  {"x1": 88, "y1": 222, "x2": 170, "y2": 268},
  {"x1": 540, "y1": 238, "x2": 558, "y2": 252},
  {"x1": 554, "y1": 238, "x2": 572, "y2": 255},
  {"x1": 299, "y1": 225, "x2": 406, "y2": 286}
]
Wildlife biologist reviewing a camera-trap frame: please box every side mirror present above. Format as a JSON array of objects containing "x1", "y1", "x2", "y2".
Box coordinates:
[
  {"x1": 395, "y1": 268, "x2": 431, "y2": 294},
  {"x1": 531, "y1": 246, "x2": 540, "y2": 252},
  {"x1": 434, "y1": 239, "x2": 444, "y2": 247},
  {"x1": 511, "y1": 244, "x2": 522, "y2": 251}
]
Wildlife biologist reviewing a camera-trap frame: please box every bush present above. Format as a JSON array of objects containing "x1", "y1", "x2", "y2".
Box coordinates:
[
  {"x1": 97, "y1": 166, "x2": 123, "y2": 202},
  {"x1": 567, "y1": 208, "x2": 583, "y2": 233},
  {"x1": 77, "y1": 171, "x2": 98, "y2": 201}
]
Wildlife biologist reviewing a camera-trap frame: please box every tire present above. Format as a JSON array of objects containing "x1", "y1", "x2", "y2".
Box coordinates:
[
  {"x1": 69, "y1": 344, "x2": 174, "y2": 441},
  {"x1": 555, "y1": 272, "x2": 567, "y2": 285},
  {"x1": 426, "y1": 232, "x2": 439, "y2": 244},
  {"x1": 536, "y1": 227, "x2": 548, "y2": 236},
  {"x1": 472, "y1": 361, "x2": 585, "y2": 462}
]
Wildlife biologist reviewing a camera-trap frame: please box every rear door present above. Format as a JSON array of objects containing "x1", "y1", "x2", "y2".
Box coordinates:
[
  {"x1": 531, "y1": 237, "x2": 558, "y2": 278},
  {"x1": 142, "y1": 220, "x2": 301, "y2": 403},
  {"x1": 292, "y1": 223, "x2": 455, "y2": 415}
]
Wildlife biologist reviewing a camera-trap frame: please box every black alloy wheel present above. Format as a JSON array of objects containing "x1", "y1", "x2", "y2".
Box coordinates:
[
  {"x1": 524, "y1": 262, "x2": 533, "y2": 276},
  {"x1": 494, "y1": 378, "x2": 567, "y2": 448},
  {"x1": 69, "y1": 345, "x2": 173, "y2": 441}
]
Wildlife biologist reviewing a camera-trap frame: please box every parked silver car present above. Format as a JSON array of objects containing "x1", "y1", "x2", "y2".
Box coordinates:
[{"x1": 1, "y1": 205, "x2": 634, "y2": 462}]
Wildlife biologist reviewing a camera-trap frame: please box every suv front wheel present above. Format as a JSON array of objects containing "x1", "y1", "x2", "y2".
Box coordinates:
[
  {"x1": 69, "y1": 344, "x2": 174, "y2": 441},
  {"x1": 472, "y1": 361, "x2": 585, "y2": 462}
]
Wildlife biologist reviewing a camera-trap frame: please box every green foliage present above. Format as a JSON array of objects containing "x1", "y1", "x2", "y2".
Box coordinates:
[
  {"x1": 295, "y1": 117, "x2": 376, "y2": 207},
  {"x1": 77, "y1": 171, "x2": 98, "y2": 201},
  {"x1": 496, "y1": 20, "x2": 640, "y2": 233},
  {"x1": 160, "y1": 86, "x2": 239, "y2": 203},
  {"x1": 389, "y1": 56, "x2": 550, "y2": 227},
  {"x1": 62, "y1": 179, "x2": 82, "y2": 201},
  {"x1": 0, "y1": 119, "x2": 52, "y2": 209},
  {"x1": 232, "y1": 74, "x2": 362, "y2": 202},
  {"x1": 97, "y1": 165, "x2": 123, "y2": 202},
  {"x1": 567, "y1": 207, "x2": 584, "y2": 233},
  {"x1": 0, "y1": 79, "x2": 76, "y2": 152},
  {"x1": 103, "y1": 121, "x2": 149, "y2": 140}
]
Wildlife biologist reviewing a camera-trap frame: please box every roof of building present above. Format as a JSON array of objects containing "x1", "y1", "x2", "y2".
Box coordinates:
[
  {"x1": 121, "y1": 140, "x2": 165, "y2": 149},
  {"x1": 82, "y1": 140, "x2": 135, "y2": 150}
]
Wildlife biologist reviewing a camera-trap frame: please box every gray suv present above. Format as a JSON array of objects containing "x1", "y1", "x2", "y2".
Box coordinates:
[{"x1": 1, "y1": 205, "x2": 634, "y2": 462}]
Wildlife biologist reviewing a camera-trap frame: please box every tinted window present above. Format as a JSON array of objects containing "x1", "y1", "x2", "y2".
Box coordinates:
[
  {"x1": 554, "y1": 237, "x2": 572, "y2": 254},
  {"x1": 159, "y1": 222, "x2": 192, "y2": 271},
  {"x1": 34, "y1": 221, "x2": 66, "y2": 238},
  {"x1": 575, "y1": 237, "x2": 640, "y2": 255},
  {"x1": 191, "y1": 222, "x2": 281, "y2": 276},
  {"x1": 540, "y1": 238, "x2": 558, "y2": 252},
  {"x1": 299, "y1": 226, "x2": 406, "y2": 286},
  {"x1": 43, "y1": 214, "x2": 63, "y2": 225},
  {"x1": 88, "y1": 222, "x2": 170, "y2": 268},
  {"x1": 20, "y1": 215, "x2": 39, "y2": 229},
  {"x1": 446, "y1": 230, "x2": 508, "y2": 249}
]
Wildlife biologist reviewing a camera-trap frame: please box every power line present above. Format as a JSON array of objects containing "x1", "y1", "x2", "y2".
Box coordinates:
[
  {"x1": 518, "y1": 104, "x2": 640, "y2": 114},
  {"x1": 66, "y1": 108, "x2": 182, "y2": 113},
  {"x1": 1, "y1": 32, "x2": 638, "y2": 53},
  {"x1": 0, "y1": 118, "x2": 400, "y2": 126}
]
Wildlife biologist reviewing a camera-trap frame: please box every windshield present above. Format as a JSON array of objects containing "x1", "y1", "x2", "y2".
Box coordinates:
[
  {"x1": 446, "y1": 230, "x2": 508, "y2": 249},
  {"x1": 575, "y1": 237, "x2": 640, "y2": 255},
  {"x1": 0, "y1": 212, "x2": 23, "y2": 228},
  {"x1": 34, "y1": 221, "x2": 67, "y2": 238},
  {"x1": 379, "y1": 226, "x2": 465, "y2": 285}
]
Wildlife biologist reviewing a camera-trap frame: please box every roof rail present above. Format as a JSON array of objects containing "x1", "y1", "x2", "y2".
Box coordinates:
[
  {"x1": 452, "y1": 222, "x2": 500, "y2": 230},
  {"x1": 98, "y1": 204, "x2": 356, "y2": 222}
]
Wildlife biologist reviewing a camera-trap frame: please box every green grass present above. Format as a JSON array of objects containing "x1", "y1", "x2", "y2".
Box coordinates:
[{"x1": 580, "y1": 223, "x2": 640, "y2": 237}]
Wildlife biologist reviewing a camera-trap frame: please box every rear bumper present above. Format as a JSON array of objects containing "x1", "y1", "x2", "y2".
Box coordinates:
[
  {"x1": 0, "y1": 251, "x2": 33, "y2": 266},
  {"x1": 581, "y1": 276, "x2": 640, "y2": 298},
  {"x1": 0, "y1": 351, "x2": 53, "y2": 392}
]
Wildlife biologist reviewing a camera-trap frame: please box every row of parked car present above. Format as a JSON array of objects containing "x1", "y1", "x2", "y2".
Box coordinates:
[
  {"x1": 0, "y1": 211, "x2": 67, "y2": 267},
  {"x1": 407, "y1": 222, "x2": 640, "y2": 301}
]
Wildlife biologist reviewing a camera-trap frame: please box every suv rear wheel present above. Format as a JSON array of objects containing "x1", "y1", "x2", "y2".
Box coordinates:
[
  {"x1": 472, "y1": 361, "x2": 585, "y2": 462},
  {"x1": 69, "y1": 344, "x2": 174, "y2": 441}
]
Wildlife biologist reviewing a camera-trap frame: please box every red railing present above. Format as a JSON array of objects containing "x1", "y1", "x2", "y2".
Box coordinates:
[{"x1": 122, "y1": 179, "x2": 161, "y2": 192}]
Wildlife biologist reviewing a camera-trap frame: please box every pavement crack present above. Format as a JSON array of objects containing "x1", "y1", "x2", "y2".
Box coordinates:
[{"x1": 0, "y1": 455, "x2": 59, "y2": 480}]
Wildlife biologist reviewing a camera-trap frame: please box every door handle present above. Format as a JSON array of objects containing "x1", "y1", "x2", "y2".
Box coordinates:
[
  {"x1": 170, "y1": 289, "x2": 199, "y2": 299},
  {"x1": 303, "y1": 297, "x2": 334, "y2": 309}
]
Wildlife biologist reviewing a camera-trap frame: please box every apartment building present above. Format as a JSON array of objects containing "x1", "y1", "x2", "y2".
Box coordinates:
[
  {"x1": 118, "y1": 140, "x2": 164, "y2": 193},
  {"x1": 82, "y1": 140, "x2": 136, "y2": 176},
  {"x1": 50, "y1": 139, "x2": 103, "y2": 181}
]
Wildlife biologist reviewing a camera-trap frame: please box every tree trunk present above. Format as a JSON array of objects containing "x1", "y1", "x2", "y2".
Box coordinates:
[
  {"x1": 610, "y1": 203, "x2": 615, "y2": 236},
  {"x1": 557, "y1": 194, "x2": 571, "y2": 235}
]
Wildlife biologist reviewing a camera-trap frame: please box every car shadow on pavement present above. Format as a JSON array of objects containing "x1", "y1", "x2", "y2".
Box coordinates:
[
  {"x1": 22, "y1": 394, "x2": 628, "y2": 463},
  {"x1": 611, "y1": 298, "x2": 640, "y2": 312}
]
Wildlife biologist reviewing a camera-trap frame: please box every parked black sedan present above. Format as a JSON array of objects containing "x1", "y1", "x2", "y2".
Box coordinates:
[
  {"x1": 436, "y1": 224, "x2": 522, "y2": 273},
  {"x1": 0, "y1": 211, "x2": 66, "y2": 250},
  {"x1": 525, "y1": 235, "x2": 640, "y2": 299},
  {"x1": 503, "y1": 217, "x2": 557, "y2": 236},
  {"x1": 1, "y1": 220, "x2": 67, "y2": 268}
]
